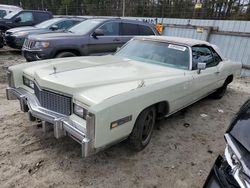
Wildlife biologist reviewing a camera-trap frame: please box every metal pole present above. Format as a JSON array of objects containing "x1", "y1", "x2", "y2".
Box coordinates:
[
  {"x1": 161, "y1": 0, "x2": 165, "y2": 24},
  {"x1": 122, "y1": 0, "x2": 125, "y2": 17},
  {"x1": 42, "y1": 0, "x2": 44, "y2": 10}
]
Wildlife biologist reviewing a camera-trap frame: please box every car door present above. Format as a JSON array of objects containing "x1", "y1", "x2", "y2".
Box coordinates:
[
  {"x1": 11, "y1": 11, "x2": 34, "y2": 27},
  {"x1": 33, "y1": 12, "x2": 51, "y2": 24},
  {"x1": 88, "y1": 21, "x2": 123, "y2": 55},
  {"x1": 190, "y1": 45, "x2": 221, "y2": 100},
  {"x1": 120, "y1": 22, "x2": 140, "y2": 44}
]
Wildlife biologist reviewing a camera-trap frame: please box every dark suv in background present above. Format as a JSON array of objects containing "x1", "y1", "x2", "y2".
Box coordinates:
[
  {"x1": 4, "y1": 17, "x2": 84, "y2": 49},
  {"x1": 22, "y1": 18, "x2": 159, "y2": 61},
  {"x1": 0, "y1": 10, "x2": 53, "y2": 32}
]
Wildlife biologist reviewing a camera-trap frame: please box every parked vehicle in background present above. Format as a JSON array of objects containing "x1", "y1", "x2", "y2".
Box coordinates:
[
  {"x1": 22, "y1": 18, "x2": 158, "y2": 61},
  {"x1": 4, "y1": 17, "x2": 85, "y2": 49},
  {"x1": 6, "y1": 36, "x2": 241, "y2": 157},
  {"x1": 0, "y1": 10, "x2": 53, "y2": 32},
  {"x1": 204, "y1": 98, "x2": 250, "y2": 188},
  {"x1": 0, "y1": 32, "x2": 4, "y2": 48},
  {"x1": 0, "y1": 4, "x2": 22, "y2": 18}
]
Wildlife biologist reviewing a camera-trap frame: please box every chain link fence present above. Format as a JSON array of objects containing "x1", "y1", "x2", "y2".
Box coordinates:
[{"x1": 1, "y1": 0, "x2": 250, "y2": 20}]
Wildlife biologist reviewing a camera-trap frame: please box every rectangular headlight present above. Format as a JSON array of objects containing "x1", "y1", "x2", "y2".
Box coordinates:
[
  {"x1": 23, "y1": 76, "x2": 34, "y2": 89},
  {"x1": 35, "y1": 41, "x2": 50, "y2": 48},
  {"x1": 73, "y1": 103, "x2": 88, "y2": 120}
]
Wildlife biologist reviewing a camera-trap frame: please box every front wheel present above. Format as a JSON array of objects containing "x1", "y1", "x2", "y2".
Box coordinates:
[
  {"x1": 128, "y1": 106, "x2": 156, "y2": 151},
  {"x1": 55, "y1": 52, "x2": 76, "y2": 58},
  {"x1": 212, "y1": 83, "x2": 228, "y2": 99}
]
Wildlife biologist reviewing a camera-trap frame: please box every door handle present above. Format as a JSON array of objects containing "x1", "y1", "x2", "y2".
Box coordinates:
[{"x1": 113, "y1": 38, "x2": 120, "y2": 42}]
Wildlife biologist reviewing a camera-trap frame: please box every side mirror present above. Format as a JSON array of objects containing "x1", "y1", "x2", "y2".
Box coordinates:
[
  {"x1": 50, "y1": 25, "x2": 58, "y2": 31},
  {"x1": 14, "y1": 17, "x2": 21, "y2": 23},
  {"x1": 197, "y1": 62, "x2": 206, "y2": 74},
  {"x1": 92, "y1": 29, "x2": 104, "y2": 38}
]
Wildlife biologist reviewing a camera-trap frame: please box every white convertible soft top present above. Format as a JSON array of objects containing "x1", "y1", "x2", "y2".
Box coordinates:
[{"x1": 135, "y1": 36, "x2": 224, "y2": 59}]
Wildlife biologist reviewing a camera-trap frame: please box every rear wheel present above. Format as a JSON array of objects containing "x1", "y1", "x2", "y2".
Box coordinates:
[
  {"x1": 128, "y1": 106, "x2": 156, "y2": 151},
  {"x1": 56, "y1": 52, "x2": 76, "y2": 58}
]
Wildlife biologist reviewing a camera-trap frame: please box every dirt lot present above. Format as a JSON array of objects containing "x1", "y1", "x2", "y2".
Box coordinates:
[{"x1": 0, "y1": 47, "x2": 250, "y2": 188}]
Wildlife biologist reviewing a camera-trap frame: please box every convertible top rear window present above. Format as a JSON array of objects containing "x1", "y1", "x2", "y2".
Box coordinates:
[{"x1": 115, "y1": 39, "x2": 190, "y2": 70}]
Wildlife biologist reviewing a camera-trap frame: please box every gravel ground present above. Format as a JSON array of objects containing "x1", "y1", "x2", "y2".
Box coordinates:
[{"x1": 0, "y1": 46, "x2": 249, "y2": 188}]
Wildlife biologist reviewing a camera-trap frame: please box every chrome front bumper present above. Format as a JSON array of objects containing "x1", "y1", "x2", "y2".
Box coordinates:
[{"x1": 6, "y1": 87, "x2": 95, "y2": 157}]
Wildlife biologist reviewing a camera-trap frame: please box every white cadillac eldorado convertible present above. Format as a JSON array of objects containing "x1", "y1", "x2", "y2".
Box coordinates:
[{"x1": 6, "y1": 36, "x2": 242, "y2": 157}]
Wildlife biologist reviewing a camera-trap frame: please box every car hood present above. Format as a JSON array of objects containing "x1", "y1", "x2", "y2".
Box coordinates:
[
  {"x1": 28, "y1": 32, "x2": 80, "y2": 40},
  {"x1": 22, "y1": 55, "x2": 185, "y2": 106},
  {"x1": 6, "y1": 26, "x2": 38, "y2": 34}
]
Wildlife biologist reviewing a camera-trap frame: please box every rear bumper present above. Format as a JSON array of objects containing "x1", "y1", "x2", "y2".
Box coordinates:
[{"x1": 6, "y1": 87, "x2": 95, "y2": 157}]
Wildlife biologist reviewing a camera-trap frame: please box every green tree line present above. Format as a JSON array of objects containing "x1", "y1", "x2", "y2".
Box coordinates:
[{"x1": 1, "y1": 0, "x2": 250, "y2": 20}]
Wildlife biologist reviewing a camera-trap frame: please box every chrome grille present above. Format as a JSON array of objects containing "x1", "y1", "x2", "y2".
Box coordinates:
[
  {"x1": 23, "y1": 39, "x2": 35, "y2": 49},
  {"x1": 34, "y1": 84, "x2": 72, "y2": 116}
]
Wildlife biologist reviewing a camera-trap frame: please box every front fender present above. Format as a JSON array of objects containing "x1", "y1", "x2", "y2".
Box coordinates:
[{"x1": 51, "y1": 45, "x2": 86, "y2": 57}]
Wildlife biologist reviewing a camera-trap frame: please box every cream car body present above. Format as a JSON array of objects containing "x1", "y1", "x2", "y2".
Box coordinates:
[{"x1": 6, "y1": 36, "x2": 242, "y2": 157}]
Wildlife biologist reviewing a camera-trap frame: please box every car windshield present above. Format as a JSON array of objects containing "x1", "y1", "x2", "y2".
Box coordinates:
[
  {"x1": 115, "y1": 39, "x2": 190, "y2": 70},
  {"x1": 68, "y1": 19, "x2": 102, "y2": 35},
  {"x1": 35, "y1": 18, "x2": 61, "y2": 28},
  {"x1": 3, "y1": 10, "x2": 20, "y2": 19}
]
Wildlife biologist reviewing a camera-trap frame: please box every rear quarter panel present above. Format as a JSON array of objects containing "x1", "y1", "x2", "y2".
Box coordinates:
[{"x1": 212, "y1": 59, "x2": 241, "y2": 91}]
